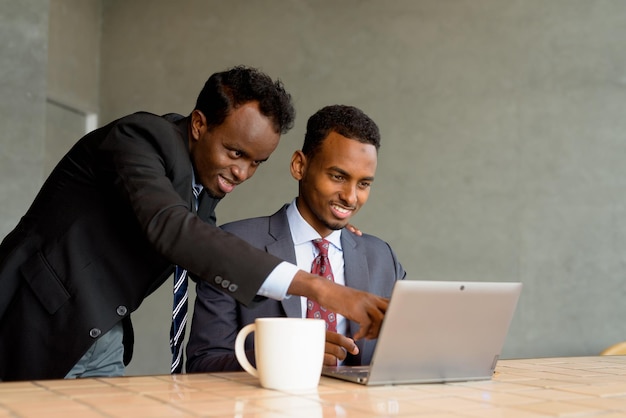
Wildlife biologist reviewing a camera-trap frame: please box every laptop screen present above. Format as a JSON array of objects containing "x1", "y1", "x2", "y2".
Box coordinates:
[{"x1": 324, "y1": 280, "x2": 522, "y2": 385}]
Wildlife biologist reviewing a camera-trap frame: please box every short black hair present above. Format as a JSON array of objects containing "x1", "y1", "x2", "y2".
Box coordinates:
[
  {"x1": 302, "y1": 105, "x2": 380, "y2": 158},
  {"x1": 194, "y1": 65, "x2": 296, "y2": 134}
]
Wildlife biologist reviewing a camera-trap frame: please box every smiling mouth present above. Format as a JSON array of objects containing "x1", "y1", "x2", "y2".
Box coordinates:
[
  {"x1": 331, "y1": 203, "x2": 354, "y2": 219},
  {"x1": 218, "y1": 175, "x2": 238, "y2": 193},
  {"x1": 332, "y1": 204, "x2": 351, "y2": 214}
]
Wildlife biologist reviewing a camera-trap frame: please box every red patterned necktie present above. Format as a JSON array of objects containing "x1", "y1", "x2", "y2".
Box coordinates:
[{"x1": 306, "y1": 238, "x2": 337, "y2": 333}]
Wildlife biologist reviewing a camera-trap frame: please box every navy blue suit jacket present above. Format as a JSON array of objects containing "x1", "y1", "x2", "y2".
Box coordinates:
[{"x1": 187, "y1": 204, "x2": 406, "y2": 372}]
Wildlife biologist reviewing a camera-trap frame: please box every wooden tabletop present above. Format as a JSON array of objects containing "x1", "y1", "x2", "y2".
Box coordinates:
[{"x1": 1, "y1": 356, "x2": 626, "y2": 417}]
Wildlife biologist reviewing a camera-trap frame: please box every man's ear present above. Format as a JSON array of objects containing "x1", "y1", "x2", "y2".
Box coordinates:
[
  {"x1": 190, "y1": 110, "x2": 207, "y2": 141},
  {"x1": 290, "y1": 150, "x2": 307, "y2": 180}
]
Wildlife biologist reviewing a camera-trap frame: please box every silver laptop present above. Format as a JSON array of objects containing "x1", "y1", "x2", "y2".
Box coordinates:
[{"x1": 322, "y1": 280, "x2": 522, "y2": 385}]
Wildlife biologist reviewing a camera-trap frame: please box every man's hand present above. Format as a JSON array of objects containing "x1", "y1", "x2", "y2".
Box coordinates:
[
  {"x1": 288, "y1": 271, "x2": 389, "y2": 340},
  {"x1": 324, "y1": 331, "x2": 359, "y2": 366}
]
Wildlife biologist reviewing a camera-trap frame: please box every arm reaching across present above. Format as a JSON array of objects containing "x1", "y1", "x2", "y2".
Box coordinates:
[{"x1": 288, "y1": 270, "x2": 389, "y2": 340}]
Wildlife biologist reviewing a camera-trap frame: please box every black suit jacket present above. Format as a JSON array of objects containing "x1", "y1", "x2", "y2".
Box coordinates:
[
  {"x1": 186, "y1": 204, "x2": 406, "y2": 372},
  {"x1": 0, "y1": 112, "x2": 282, "y2": 381}
]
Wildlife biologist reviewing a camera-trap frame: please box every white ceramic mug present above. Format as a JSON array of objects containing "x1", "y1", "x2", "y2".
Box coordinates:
[{"x1": 235, "y1": 317, "x2": 326, "y2": 390}]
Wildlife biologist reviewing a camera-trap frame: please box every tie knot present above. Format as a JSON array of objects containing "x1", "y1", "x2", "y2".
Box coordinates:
[{"x1": 313, "y1": 238, "x2": 330, "y2": 256}]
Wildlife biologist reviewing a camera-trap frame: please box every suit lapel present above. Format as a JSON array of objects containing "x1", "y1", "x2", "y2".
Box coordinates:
[
  {"x1": 196, "y1": 191, "x2": 219, "y2": 226},
  {"x1": 342, "y1": 231, "x2": 369, "y2": 292},
  {"x1": 342, "y1": 231, "x2": 370, "y2": 338},
  {"x1": 265, "y1": 207, "x2": 301, "y2": 318}
]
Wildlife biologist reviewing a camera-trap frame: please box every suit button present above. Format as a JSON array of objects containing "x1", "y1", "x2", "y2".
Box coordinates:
[
  {"x1": 116, "y1": 305, "x2": 128, "y2": 316},
  {"x1": 214, "y1": 276, "x2": 223, "y2": 285},
  {"x1": 228, "y1": 284, "x2": 238, "y2": 292},
  {"x1": 221, "y1": 279, "x2": 231, "y2": 288},
  {"x1": 89, "y1": 328, "x2": 101, "y2": 338}
]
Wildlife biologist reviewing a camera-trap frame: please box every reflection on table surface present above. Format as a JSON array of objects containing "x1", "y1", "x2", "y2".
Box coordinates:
[{"x1": 1, "y1": 356, "x2": 626, "y2": 417}]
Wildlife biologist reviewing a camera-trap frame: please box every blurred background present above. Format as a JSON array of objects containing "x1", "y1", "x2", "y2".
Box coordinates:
[{"x1": 2, "y1": 0, "x2": 626, "y2": 376}]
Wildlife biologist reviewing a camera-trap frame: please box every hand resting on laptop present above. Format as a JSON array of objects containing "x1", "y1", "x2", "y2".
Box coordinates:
[{"x1": 325, "y1": 331, "x2": 359, "y2": 365}]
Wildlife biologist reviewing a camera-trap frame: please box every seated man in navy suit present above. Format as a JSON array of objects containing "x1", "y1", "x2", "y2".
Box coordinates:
[{"x1": 187, "y1": 105, "x2": 406, "y2": 372}]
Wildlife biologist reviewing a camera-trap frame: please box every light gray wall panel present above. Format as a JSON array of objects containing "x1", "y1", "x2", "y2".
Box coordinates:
[
  {"x1": 0, "y1": 0, "x2": 49, "y2": 237},
  {"x1": 47, "y1": 0, "x2": 101, "y2": 112}
]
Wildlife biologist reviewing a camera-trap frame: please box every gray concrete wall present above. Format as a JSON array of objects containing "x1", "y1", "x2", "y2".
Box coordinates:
[
  {"x1": 47, "y1": 0, "x2": 100, "y2": 112},
  {"x1": 100, "y1": 0, "x2": 626, "y2": 376},
  {"x1": 3, "y1": 0, "x2": 626, "y2": 377},
  {"x1": 0, "y1": 0, "x2": 49, "y2": 236},
  {"x1": 45, "y1": 0, "x2": 101, "y2": 177}
]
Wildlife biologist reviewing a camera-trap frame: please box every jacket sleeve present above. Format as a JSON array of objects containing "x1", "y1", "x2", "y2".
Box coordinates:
[{"x1": 186, "y1": 280, "x2": 254, "y2": 372}]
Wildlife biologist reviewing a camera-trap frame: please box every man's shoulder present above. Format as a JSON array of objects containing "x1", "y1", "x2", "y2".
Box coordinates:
[
  {"x1": 346, "y1": 230, "x2": 399, "y2": 255},
  {"x1": 111, "y1": 112, "x2": 183, "y2": 130},
  {"x1": 346, "y1": 231, "x2": 406, "y2": 278},
  {"x1": 349, "y1": 230, "x2": 388, "y2": 245},
  {"x1": 219, "y1": 216, "x2": 276, "y2": 250},
  {"x1": 220, "y1": 206, "x2": 287, "y2": 235},
  {"x1": 221, "y1": 215, "x2": 270, "y2": 233},
  {"x1": 98, "y1": 112, "x2": 186, "y2": 154}
]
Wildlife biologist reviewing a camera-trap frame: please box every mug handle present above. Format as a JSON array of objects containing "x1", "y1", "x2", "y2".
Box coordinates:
[{"x1": 235, "y1": 323, "x2": 258, "y2": 377}]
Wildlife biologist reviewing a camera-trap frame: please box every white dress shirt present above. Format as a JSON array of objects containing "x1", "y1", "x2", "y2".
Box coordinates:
[
  {"x1": 282, "y1": 199, "x2": 347, "y2": 335},
  {"x1": 256, "y1": 203, "x2": 348, "y2": 339}
]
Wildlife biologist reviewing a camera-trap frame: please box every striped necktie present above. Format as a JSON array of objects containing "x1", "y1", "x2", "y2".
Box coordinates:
[{"x1": 169, "y1": 184, "x2": 201, "y2": 374}]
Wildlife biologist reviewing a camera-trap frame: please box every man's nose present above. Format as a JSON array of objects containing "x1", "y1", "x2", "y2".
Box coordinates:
[
  {"x1": 340, "y1": 183, "x2": 358, "y2": 206},
  {"x1": 231, "y1": 162, "x2": 253, "y2": 182}
]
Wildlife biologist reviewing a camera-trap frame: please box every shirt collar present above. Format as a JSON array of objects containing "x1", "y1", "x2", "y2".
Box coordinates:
[{"x1": 286, "y1": 199, "x2": 342, "y2": 250}]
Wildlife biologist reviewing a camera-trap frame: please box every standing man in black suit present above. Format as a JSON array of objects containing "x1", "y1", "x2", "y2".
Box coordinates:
[
  {"x1": 0, "y1": 67, "x2": 388, "y2": 381},
  {"x1": 187, "y1": 105, "x2": 406, "y2": 373}
]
